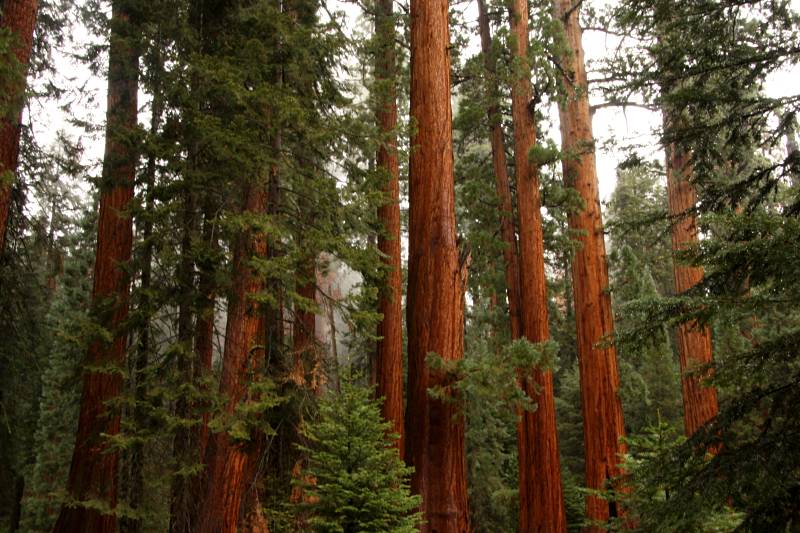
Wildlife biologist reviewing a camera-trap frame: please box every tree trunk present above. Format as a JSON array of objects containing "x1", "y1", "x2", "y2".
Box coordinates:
[
  {"x1": 53, "y1": 3, "x2": 139, "y2": 531},
  {"x1": 664, "y1": 143, "x2": 719, "y2": 437},
  {"x1": 374, "y1": 0, "x2": 404, "y2": 456},
  {"x1": 196, "y1": 178, "x2": 268, "y2": 533},
  {"x1": 476, "y1": 0, "x2": 521, "y2": 341},
  {"x1": 405, "y1": 0, "x2": 469, "y2": 528},
  {"x1": 121, "y1": 57, "x2": 162, "y2": 533},
  {"x1": 0, "y1": 0, "x2": 37, "y2": 253},
  {"x1": 508, "y1": 0, "x2": 567, "y2": 530},
  {"x1": 553, "y1": 1, "x2": 627, "y2": 528},
  {"x1": 292, "y1": 258, "x2": 317, "y2": 390}
]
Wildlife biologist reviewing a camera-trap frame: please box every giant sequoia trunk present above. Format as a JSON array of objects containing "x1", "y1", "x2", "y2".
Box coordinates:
[
  {"x1": 477, "y1": 0, "x2": 522, "y2": 340},
  {"x1": 373, "y1": 0, "x2": 404, "y2": 455},
  {"x1": 665, "y1": 143, "x2": 719, "y2": 436},
  {"x1": 0, "y1": 0, "x2": 38, "y2": 253},
  {"x1": 508, "y1": 0, "x2": 566, "y2": 529},
  {"x1": 196, "y1": 179, "x2": 268, "y2": 533},
  {"x1": 405, "y1": 0, "x2": 469, "y2": 528},
  {"x1": 53, "y1": 3, "x2": 139, "y2": 531},
  {"x1": 553, "y1": 1, "x2": 627, "y2": 527}
]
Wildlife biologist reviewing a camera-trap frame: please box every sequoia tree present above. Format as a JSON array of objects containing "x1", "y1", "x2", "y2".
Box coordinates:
[
  {"x1": 196, "y1": 177, "x2": 269, "y2": 533},
  {"x1": 53, "y1": 2, "x2": 139, "y2": 530},
  {"x1": 476, "y1": 0, "x2": 521, "y2": 341},
  {"x1": 0, "y1": 0, "x2": 38, "y2": 253},
  {"x1": 373, "y1": 0, "x2": 404, "y2": 455},
  {"x1": 404, "y1": 0, "x2": 470, "y2": 527},
  {"x1": 553, "y1": 0, "x2": 627, "y2": 526},
  {"x1": 509, "y1": 0, "x2": 566, "y2": 529},
  {"x1": 665, "y1": 142, "x2": 719, "y2": 436}
]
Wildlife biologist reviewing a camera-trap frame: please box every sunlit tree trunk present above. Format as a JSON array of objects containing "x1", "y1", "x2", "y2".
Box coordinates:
[
  {"x1": 405, "y1": 0, "x2": 469, "y2": 528},
  {"x1": 53, "y1": 3, "x2": 139, "y2": 531},
  {"x1": 196, "y1": 177, "x2": 268, "y2": 533},
  {"x1": 477, "y1": 0, "x2": 521, "y2": 341},
  {"x1": 553, "y1": 1, "x2": 627, "y2": 528},
  {"x1": 0, "y1": 0, "x2": 37, "y2": 253},
  {"x1": 509, "y1": 0, "x2": 566, "y2": 529},
  {"x1": 664, "y1": 142, "x2": 719, "y2": 437},
  {"x1": 374, "y1": 0, "x2": 404, "y2": 455}
]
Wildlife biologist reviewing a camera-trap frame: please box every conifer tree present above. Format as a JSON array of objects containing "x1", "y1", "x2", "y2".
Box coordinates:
[
  {"x1": 293, "y1": 380, "x2": 422, "y2": 532},
  {"x1": 405, "y1": 0, "x2": 470, "y2": 526},
  {"x1": 508, "y1": 0, "x2": 566, "y2": 528},
  {"x1": 0, "y1": 0, "x2": 38, "y2": 253},
  {"x1": 553, "y1": 0, "x2": 627, "y2": 527},
  {"x1": 54, "y1": 1, "x2": 140, "y2": 529},
  {"x1": 373, "y1": 0, "x2": 404, "y2": 455}
]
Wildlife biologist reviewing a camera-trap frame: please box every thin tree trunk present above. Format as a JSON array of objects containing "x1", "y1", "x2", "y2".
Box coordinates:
[
  {"x1": 121, "y1": 55, "x2": 162, "y2": 532},
  {"x1": 53, "y1": 3, "x2": 139, "y2": 531},
  {"x1": 292, "y1": 258, "x2": 317, "y2": 390},
  {"x1": 476, "y1": 0, "x2": 522, "y2": 341},
  {"x1": 553, "y1": 1, "x2": 627, "y2": 528},
  {"x1": 170, "y1": 187, "x2": 198, "y2": 532},
  {"x1": 508, "y1": 0, "x2": 567, "y2": 529},
  {"x1": 664, "y1": 142, "x2": 719, "y2": 437},
  {"x1": 374, "y1": 0, "x2": 404, "y2": 455},
  {"x1": 405, "y1": 0, "x2": 469, "y2": 527},
  {"x1": 196, "y1": 177, "x2": 268, "y2": 533},
  {"x1": 0, "y1": 0, "x2": 37, "y2": 253}
]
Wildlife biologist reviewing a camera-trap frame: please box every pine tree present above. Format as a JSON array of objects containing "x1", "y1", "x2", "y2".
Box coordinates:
[{"x1": 293, "y1": 380, "x2": 422, "y2": 532}]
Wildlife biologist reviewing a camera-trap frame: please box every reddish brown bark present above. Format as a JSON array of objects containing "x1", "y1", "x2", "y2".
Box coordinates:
[
  {"x1": 508, "y1": 0, "x2": 567, "y2": 530},
  {"x1": 665, "y1": 144, "x2": 719, "y2": 437},
  {"x1": 196, "y1": 180, "x2": 268, "y2": 533},
  {"x1": 374, "y1": 0, "x2": 404, "y2": 456},
  {"x1": 0, "y1": 0, "x2": 38, "y2": 252},
  {"x1": 53, "y1": 3, "x2": 139, "y2": 531},
  {"x1": 292, "y1": 261, "x2": 317, "y2": 390},
  {"x1": 405, "y1": 0, "x2": 469, "y2": 528},
  {"x1": 553, "y1": 1, "x2": 627, "y2": 528},
  {"x1": 477, "y1": 0, "x2": 522, "y2": 341}
]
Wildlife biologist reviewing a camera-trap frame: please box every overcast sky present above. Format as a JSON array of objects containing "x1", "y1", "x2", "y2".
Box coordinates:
[{"x1": 27, "y1": 0, "x2": 799, "y2": 208}]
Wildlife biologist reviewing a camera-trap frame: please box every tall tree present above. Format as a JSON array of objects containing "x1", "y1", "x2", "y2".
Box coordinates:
[
  {"x1": 553, "y1": 0, "x2": 627, "y2": 527},
  {"x1": 508, "y1": 0, "x2": 566, "y2": 529},
  {"x1": 404, "y1": 0, "x2": 470, "y2": 527},
  {"x1": 476, "y1": 0, "x2": 522, "y2": 341},
  {"x1": 0, "y1": 0, "x2": 38, "y2": 253},
  {"x1": 53, "y1": 1, "x2": 139, "y2": 530},
  {"x1": 373, "y1": 0, "x2": 404, "y2": 455},
  {"x1": 664, "y1": 142, "x2": 719, "y2": 437},
  {"x1": 196, "y1": 176, "x2": 269, "y2": 533}
]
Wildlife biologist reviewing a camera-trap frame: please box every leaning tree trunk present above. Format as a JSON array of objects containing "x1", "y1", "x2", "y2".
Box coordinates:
[
  {"x1": 508, "y1": 0, "x2": 567, "y2": 530},
  {"x1": 664, "y1": 142, "x2": 719, "y2": 437},
  {"x1": 0, "y1": 0, "x2": 38, "y2": 253},
  {"x1": 405, "y1": 0, "x2": 469, "y2": 529},
  {"x1": 476, "y1": 0, "x2": 522, "y2": 340},
  {"x1": 53, "y1": 3, "x2": 139, "y2": 531},
  {"x1": 196, "y1": 178, "x2": 268, "y2": 533},
  {"x1": 373, "y1": 0, "x2": 404, "y2": 455},
  {"x1": 553, "y1": 0, "x2": 627, "y2": 528}
]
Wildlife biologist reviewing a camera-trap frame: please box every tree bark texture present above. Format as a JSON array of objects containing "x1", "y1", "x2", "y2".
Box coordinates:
[
  {"x1": 53, "y1": 3, "x2": 139, "y2": 531},
  {"x1": 553, "y1": 1, "x2": 627, "y2": 527},
  {"x1": 374, "y1": 0, "x2": 404, "y2": 456},
  {"x1": 0, "y1": 0, "x2": 38, "y2": 252},
  {"x1": 405, "y1": 0, "x2": 470, "y2": 529},
  {"x1": 476, "y1": 0, "x2": 522, "y2": 341},
  {"x1": 665, "y1": 143, "x2": 719, "y2": 437},
  {"x1": 508, "y1": 0, "x2": 567, "y2": 530},
  {"x1": 196, "y1": 180, "x2": 268, "y2": 533}
]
